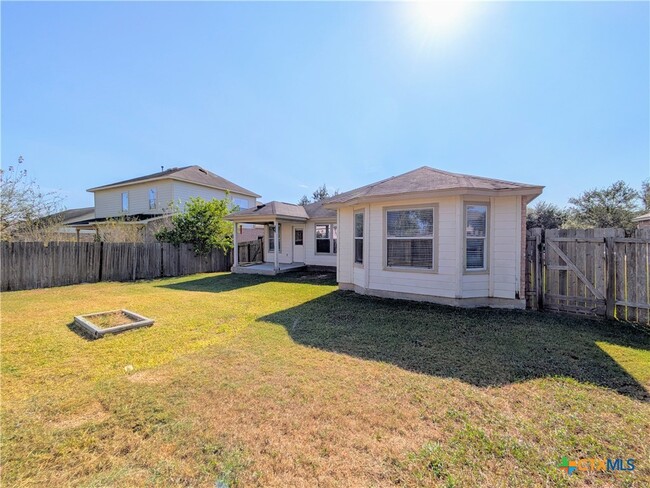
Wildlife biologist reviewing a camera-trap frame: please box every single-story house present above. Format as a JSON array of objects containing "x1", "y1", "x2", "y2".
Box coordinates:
[{"x1": 226, "y1": 166, "x2": 543, "y2": 308}]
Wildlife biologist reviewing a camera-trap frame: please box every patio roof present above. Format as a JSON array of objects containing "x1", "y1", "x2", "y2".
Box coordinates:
[{"x1": 226, "y1": 199, "x2": 335, "y2": 222}]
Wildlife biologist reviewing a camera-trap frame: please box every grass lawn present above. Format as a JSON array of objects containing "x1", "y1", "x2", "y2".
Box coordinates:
[{"x1": 2, "y1": 272, "x2": 649, "y2": 487}]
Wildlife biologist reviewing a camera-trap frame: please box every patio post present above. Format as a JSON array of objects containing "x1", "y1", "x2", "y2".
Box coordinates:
[
  {"x1": 273, "y1": 219, "x2": 279, "y2": 273},
  {"x1": 232, "y1": 222, "x2": 239, "y2": 271}
]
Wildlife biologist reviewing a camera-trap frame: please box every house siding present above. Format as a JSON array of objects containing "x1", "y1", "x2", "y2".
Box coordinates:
[
  {"x1": 304, "y1": 221, "x2": 338, "y2": 267},
  {"x1": 94, "y1": 181, "x2": 175, "y2": 218},
  {"x1": 94, "y1": 179, "x2": 256, "y2": 219},
  {"x1": 338, "y1": 195, "x2": 524, "y2": 305},
  {"x1": 172, "y1": 181, "x2": 256, "y2": 212}
]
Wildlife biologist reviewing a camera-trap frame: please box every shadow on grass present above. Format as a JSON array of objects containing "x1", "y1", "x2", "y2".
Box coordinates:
[
  {"x1": 157, "y1": 271, "x2": 337, "y2": 294},
  {"x1": 66, "y1": 322, "x2": 96, "y2": 341},
  {"x1": 258, "y1": 290, "x2": 650, "y2": 401}
]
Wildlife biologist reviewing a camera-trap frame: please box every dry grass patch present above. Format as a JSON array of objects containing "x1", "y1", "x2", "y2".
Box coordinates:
[{"x1": 2, "y1": 272, "x2": 649, "y2": 487}]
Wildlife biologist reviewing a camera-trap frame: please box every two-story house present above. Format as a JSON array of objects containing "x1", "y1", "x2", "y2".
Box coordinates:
[{"x1": 68, "y1": 165, "x2": 261, "y2": 241}]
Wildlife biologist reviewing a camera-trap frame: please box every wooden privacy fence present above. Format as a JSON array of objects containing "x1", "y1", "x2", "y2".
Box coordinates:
[
  {"x1": 1, "y1": 241, "x2": 232, "y2": 291},
  {"x1": 237, "y1": 239, "x2": 263, "y2": 264},
  {"x1": 526, "y1": 228, "x2": 650, "y2": 325}
]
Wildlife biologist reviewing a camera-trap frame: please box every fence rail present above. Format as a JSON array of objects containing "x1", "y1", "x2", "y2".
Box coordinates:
[
  {"x1": 525, "y1": 228, "x2": 650, "y2": 326},
  {"x1": 1, "y1": 241, "x2": 233, "y2": 291}
]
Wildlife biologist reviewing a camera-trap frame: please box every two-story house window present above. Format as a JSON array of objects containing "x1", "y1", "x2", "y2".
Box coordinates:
[
  {"x1": 121, "y1": 192, "x2": 129, "y2": 212},
  {"x1": 149, "y1": 189, "x2": 157, "y2": 210}
]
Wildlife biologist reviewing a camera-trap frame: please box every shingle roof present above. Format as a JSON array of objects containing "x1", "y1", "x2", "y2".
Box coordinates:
[
  {"x1": 325, "y1": 166, "x2": 543, "y2": 205},
  {"x1": 46, "y1": 207, "x2": 95, "y2": 223},
  {"x1": 227, "y1": 198, "x2": 337, "y2": 222},
  {"x1": 87, "y1": 165, "x2": 260, "y2": 198},
  {"x1": 227, "y1": 201, "x2": 310, "y2": 221},
  {"x1": 303, "y1": 200, "x2": 337, "y2": 219}
]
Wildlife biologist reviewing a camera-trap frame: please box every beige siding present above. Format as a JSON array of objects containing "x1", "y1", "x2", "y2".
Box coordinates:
[
  {"x1": 94, "y1": 179, "x2": 256, "y2": 219},
  {"x1": 338, "y1": 195, "x2": 524, "y2": 305},
  {"x1": 171, "y1": 181, "x2": 256, "y2": 212},
  {"x1": 263, "y1": 223, "x2": 293, "y2": 264},
  {"x1": 304, "y1": 221, "x2": 337, "y2": 267},
  {"x1": 489, "y1": 196, "x2": 520, "y2": 299},
  {"x1": 342, "y1": 197, "x2": 460, "y2": 299},
  {"x1": 94, "y1": 181, "x2": 174, "y2": 218}
]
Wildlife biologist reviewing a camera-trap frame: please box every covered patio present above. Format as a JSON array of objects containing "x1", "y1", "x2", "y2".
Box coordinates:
[
  {"x1": 228, "y1": 201, "x2": 311, "y2": 276},
  {"x1": 233, "y1": 261, "x2": 306, "y2": 276}
]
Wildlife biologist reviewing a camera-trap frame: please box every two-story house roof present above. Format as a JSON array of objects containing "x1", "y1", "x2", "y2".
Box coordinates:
[{"x1": 70, "y1": 165, "x2": 261, "y2": 226}]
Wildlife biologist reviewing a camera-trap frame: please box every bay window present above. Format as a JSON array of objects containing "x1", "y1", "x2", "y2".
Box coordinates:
[
  {"x1": 465, "y1": 204, "x2": 488, "y2": 271},
  {"x1": 386, "y1": 208, "x2": 434, "y2": 269},
  {"x1": 354, "y1": 212, "x2": 364, "y2": 264}
]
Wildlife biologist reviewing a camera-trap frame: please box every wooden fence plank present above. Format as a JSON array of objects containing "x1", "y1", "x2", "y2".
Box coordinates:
[{"x1": 1, "y1": 241, "x2": 232, "y2": 291}]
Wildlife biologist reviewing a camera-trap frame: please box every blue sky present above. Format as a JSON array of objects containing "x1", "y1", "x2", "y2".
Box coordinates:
[{"x1": 2, "y1": 1, "x2": 649, "y2": 209}]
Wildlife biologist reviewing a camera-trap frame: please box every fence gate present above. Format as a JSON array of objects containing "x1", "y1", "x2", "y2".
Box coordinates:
[
  {"x1": 543, "y1": 229, "x2": 609, "y2": 316},
  {"x1": 526, "y1": 228, "x2": 650, "y2": 326}
]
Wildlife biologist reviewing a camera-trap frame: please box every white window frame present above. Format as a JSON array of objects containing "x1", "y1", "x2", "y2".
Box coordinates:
[
  {"x1": 354, "y1": 211, "x2": 364, "y2": 265},
  {"x1": 149, "y1": 188, "x2": 157, "y2": 210},
  {"x1": 269, "y1": 223, "x2": 281, "y2": 253},
  {"x1": 383, "y1": 205, "x2": 438, "y2": 272},
  {"x1": 315, "y1": 223, "x2": 337, "y2": 255},
  {"x1": 464, "y1": 203, "x2": 489, "y2": 273},
  {"x1": 121, "y1": 192, "x2": 129, "y2": 213}
]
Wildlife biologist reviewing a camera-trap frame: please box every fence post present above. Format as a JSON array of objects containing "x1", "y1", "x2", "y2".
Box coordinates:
[
  {"x1": 535, "y1": 231, "x2": 543, "y2": 310},
  {"x1": 98, "y1": 242, "x2": 104, "y2": 282},
  {"x1": 605, "y1": 237, "x2": 616, "y2": 320}
]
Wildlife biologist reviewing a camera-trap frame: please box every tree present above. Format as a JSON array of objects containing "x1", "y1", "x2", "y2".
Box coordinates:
[
  {"x1": 0, "y1": 156, "x2": 63, "y2": 240},
  {"x1": 298, "y1": 184, "x2": 339, "y2": 205},
  {"x1": 567, "y1": 180, "x2": 640, "y2": 230},
  {"x1": 526, "y1": 201, "x2": 568, "y2": 230},
  {"x1": 642, "y1": 179, "x2": 650, "y2": 212},
  {"x1": 155, "y1": 197, "x2": 235, "y2": 255}
]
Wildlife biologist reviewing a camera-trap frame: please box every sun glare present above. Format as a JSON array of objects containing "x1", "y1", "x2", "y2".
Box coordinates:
[{"x1": 405, "y1": 1, "x2": 475, "y2": 43}]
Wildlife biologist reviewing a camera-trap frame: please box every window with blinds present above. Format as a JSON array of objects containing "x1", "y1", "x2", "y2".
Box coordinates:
[
  {"x1": 465, "y1": 204, "x2": 487, "y2": 270},
  {"x1": 354, "y1": 212, "x2": 364, "y2": 264},
  {"x1": 386, "y1": 208, "x2": 434, "y2": 269}
]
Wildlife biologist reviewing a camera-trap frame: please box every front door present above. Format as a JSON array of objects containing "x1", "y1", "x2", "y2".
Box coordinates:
[{"x1": 293, "y1": 226, "x2": 305, "y2": 263}]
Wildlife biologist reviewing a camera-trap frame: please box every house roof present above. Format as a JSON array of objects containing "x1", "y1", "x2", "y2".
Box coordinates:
[
  {"x1": 227, "y1": 201, "x2": 309, "y2": 221},
  {"x1": 226, "y1": 199, "x2": 336, "y2": 222},
  {"x1": 66, "y1": 213, "x2": 165, "y2": 226},
  {"x1": 324, "y1": 166, "x2": 543, "y2": 206},
  {"x1": 46, "y1": 207, "x2": 95, "y2": 224},
  {"x1": 633, "y1": 212, "x2": 650, "y2": 222},
  {"x1": 87, "y1": 165, "x2": 261, "y2": 198}
]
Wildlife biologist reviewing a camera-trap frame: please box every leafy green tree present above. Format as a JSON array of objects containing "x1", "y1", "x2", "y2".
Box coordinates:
[
  {"x1": 526, "y1": 201, "x2": 568, "y2": 230},
  {"x1": 567, "y1": 180, "x2": 640, "y2": 230},
  {"x1": 155, "y1": 197, "x2": 235, "y2": 255}
]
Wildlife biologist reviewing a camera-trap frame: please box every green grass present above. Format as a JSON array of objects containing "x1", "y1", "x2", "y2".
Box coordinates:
[{"x1": 2, "y1": 271, "x2": 649, "y2": 486}]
